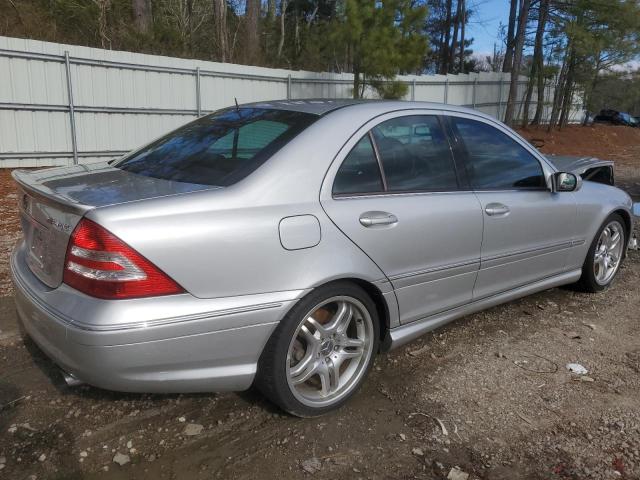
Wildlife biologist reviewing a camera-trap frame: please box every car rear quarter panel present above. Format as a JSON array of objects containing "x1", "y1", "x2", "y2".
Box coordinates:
[{"x1": 87, "y1": 189, "x2": 389, "y2": 299}]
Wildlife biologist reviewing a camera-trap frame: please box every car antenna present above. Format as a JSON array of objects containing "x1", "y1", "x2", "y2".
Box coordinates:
[{"x1": 234, "y1": 97, "x2": 240, "y2": 113}]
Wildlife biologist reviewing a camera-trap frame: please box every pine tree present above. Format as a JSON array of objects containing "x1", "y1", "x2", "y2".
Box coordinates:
[{"x1": 332, "y1": 0, "x2": 428, "y2": 99}]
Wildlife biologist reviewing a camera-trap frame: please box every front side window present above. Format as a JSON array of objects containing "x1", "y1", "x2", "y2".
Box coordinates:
[
  {"x1": 371, "y1": 115, "x2": 458, "y2": 192},
  {"x1": 115, "y1": 108, "x2": 316, "y2": 186},
  {"x1": 450, "y1": 117, "x2": 546, "y2": 190}
]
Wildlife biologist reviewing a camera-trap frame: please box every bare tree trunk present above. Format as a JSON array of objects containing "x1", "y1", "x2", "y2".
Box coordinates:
[
  {"x1": 213, "y1": 0, "x2": 228, "y2": 62},
  {"x1": 532, "y1": 0, "x2": 549, "y2": 124},
  {"x1": 186, "y1": 0, "x2": 194, "y2": 54},
  {"x1": 522, "y1": 71, "x2": 536, "y2": 128},
  {"x1": 277, "y1": 0, "x2": 288, "y2": 59},
  {"x1": 548, "y1": 52, "x2": 569, "y2": 131},
  {"x1": 294, "y1": 11, "x2": 300, "y2": 56},
  {"x1": 559, "y1": 58, "x2": 575, "y2": 128},
  {"x1": 440, "y1": 0, "x2": 452, "y2": 74},
  {"x1": 582, "y1": 55, "x2": 602, "y2": 125},
  {"x1": 458, "y1": 0, "x2": 465, "y2": 73},
  {"x1": 245, "y1": 0, "x2": 261, "y2": 64},
  {"x1": 503, "y1": 0, "x2": 531, "y2": 126},
  {"x1": 448, "y1": 0, "x2": 461, "y2": 72},
  {"x1": 353, "y1": 61, "x2": 361, "y2": 99},
  {"x1": 523, "y1": 0, "x2": 548, "y2": 126},
  {"x1": 132, "y1": 0, "x2": 152, "y2": 34},
  {"x1": 268, "y1": 0, "x2": 276, "y2": 22},
  {"x1": 437, "y1": 28, "x2": 444, "y2": 73},
  {"x1": 502, "y1": 0, "x2": 518, "y2": 72},
  {"x1": 93, "y1": 0, "x2": 111, "y2": 48}
]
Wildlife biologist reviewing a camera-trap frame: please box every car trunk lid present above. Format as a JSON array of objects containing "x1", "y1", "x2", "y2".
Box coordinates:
[{"x1": 13, "y1": 163, "x2": 214, "y2": 288}]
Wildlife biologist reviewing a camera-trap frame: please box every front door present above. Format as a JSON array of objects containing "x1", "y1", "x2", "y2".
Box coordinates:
[
  {"x1": 321, "y1": 113, "x2": 483, "y2": 324},
  {"x1": 447, "y1": 115, "x2": 578, "y2": 299}
]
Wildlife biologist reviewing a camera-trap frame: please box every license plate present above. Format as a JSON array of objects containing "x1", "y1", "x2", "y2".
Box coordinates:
[{"x1": 26, "y1": 220, "x2": 49, "y2": 273}]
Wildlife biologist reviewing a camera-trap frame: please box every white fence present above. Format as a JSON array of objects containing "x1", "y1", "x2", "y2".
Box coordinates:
[{"x1": 0, "y1": 36, "x2": 583, "y2": 168}]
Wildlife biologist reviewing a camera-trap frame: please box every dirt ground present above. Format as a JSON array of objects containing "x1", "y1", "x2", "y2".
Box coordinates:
[{"x1": 0, "y1": 124, "x2": 639, "y2": 480}]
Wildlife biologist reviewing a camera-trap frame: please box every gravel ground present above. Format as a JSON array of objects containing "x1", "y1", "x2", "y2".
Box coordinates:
[{"x1": 0, "y1": 125, "x2": 639, "y2": 480}]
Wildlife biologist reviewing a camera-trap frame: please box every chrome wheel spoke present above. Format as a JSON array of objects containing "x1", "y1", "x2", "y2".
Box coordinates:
[
  {"x1": 608, "y1": 231, "x2": 621, "y2": 250},
  {"x1": 300, "y1": 324, "x2": 320, "y2": 347},
  {"x1": 306, "y1": 317, "x2": 328, "y2": 337},
  {"x1": 290, "y1": 348, "x2": 315, "y2": 377},
  {"x1": 339, "y1": 336, "x2": 364, "y2": 349},
  {"x1": 317, "y1": 360, "x2": 340, "y2": 396},
  {"x1": 291, "y1": 359, "x2": 320, "y2": 385},
  {"x1": 340, "y1": 347, "x2": 364, "y2": 360},
  {"x1": 326, "y1": 301, "x2": 352, "y2": 334}
]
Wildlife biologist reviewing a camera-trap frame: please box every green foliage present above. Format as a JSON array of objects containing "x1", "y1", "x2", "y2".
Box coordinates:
[
  {"x1": 330, "y1": 0, "x2": 428, "y2": 97},
  {"x1": 369, "y1": 78, "x2": 409, "y2": 99},
  {"x1": 589, "y1": 70, "x2": 640, "y2": 114}
]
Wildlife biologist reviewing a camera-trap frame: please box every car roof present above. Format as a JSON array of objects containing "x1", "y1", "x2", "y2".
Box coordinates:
[{"x1": 242, "y1": 99, "x2": 484, "y2": 117}]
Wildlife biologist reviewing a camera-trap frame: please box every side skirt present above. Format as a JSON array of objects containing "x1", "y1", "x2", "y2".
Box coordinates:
[{"x1": 384, "y1": 269, "x2": 582, "y2": 351}]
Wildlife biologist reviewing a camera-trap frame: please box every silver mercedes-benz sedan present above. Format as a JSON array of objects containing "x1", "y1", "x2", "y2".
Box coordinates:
[{"x1": 11, "y1": 100, "x2": 634, "y2": 416}]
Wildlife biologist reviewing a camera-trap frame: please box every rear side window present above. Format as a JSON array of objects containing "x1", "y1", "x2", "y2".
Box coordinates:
[
  {"x1": 333, "y1": 135, "x2": 384, "y2": 195},
  {"x1": 371, "y1": 115, "x2": 458, "y2": 192},
  {"x1": 115, "y1": 108, "x2": 316, "y2": 186},
  {"x1": 450, "y1": 117, "x2": 546, "y2": 190}
]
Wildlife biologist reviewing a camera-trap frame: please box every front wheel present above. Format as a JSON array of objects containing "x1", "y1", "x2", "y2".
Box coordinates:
[
  {"x1": 576, "y1": 214, "x2": 627, "y2": 292},
  {"x1": 256, "y1": 282, "x2": 379, "y2": 417}
]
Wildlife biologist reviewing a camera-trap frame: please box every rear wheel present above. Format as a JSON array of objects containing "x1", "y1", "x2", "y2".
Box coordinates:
[
  {"x1": 256, "y1": 282, "x2": 379, "y2": 417},
  {"x1": 576, "y1": 214, "x2": 627, "y2": 292}
]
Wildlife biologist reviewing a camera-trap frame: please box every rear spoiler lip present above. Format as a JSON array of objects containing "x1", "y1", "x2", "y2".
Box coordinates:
[{"x1": 11, "y1": 169, "x2": 93, "y2": 215}]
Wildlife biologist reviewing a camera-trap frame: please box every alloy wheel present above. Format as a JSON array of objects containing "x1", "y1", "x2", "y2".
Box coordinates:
[
  {"x1": 286, "y1": 296, "x2": 374, "y2": 408},
  {"x1": 593, "y1": 220, "x2": 625, "y2": 286}
]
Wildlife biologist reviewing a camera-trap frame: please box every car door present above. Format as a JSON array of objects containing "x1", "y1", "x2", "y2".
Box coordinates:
[
  {"x1": 321, "y1": 113, "x2": 483, "y2": 324},
  {"x1": 446, "y1": 114, "x2": 578, "y2": 300}
]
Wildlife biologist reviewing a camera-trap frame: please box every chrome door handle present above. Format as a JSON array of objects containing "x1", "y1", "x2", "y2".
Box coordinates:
[
  {"x1": 484, "y1": 203, "x2": 510, "y2": 216},
  {"x1": 359, "y1": 211, "x2": 398, "y2": 227}
]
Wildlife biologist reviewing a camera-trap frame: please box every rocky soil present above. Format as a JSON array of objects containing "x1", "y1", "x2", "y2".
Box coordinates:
[{"x1": 0, "y1": 124, "x2": 639, "y2": 480}]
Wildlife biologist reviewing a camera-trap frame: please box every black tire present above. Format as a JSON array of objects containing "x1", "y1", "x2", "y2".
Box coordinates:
[
  {"x1": 255, "y1": 281, "x2": 380, "y2": 417},
  {"x1": 575, "y1": 213, "x2": 627, "y2": 293}
]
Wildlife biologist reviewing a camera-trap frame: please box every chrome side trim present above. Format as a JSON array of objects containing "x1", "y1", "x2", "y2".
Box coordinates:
[
  {"x1": 388, "y1": 258, "x2": 480, "y2": 281},
  {"x1": 386, "y1": 269, "x2": 582, "y2": 350},
  {"x1": 74, "y1": 303, "x2": 285, "y2": 332},
  {"x1": 482, "y1": 240, "x2": 573, "y2": 263},
  {"x1": 10, "y1": 248, "x2": 288, "y2": 333}
]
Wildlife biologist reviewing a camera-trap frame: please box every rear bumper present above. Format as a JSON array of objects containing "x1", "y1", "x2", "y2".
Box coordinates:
[{"x1": 10, "y1": 243, "x2": 303, "y2": 393}]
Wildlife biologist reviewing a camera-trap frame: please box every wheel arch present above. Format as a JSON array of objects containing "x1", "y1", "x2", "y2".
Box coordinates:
[
  {"x1": 344, "y1": 277, "x2": 392, "y2": 348},
  {"x1": 611, "y1": 208, "x2": 632, "y2": 257},
  {"x1": 300, "y1": 277, "x2": 394, "y2": 350}
]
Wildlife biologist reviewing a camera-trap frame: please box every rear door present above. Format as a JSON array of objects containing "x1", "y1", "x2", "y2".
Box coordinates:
[
  {"x1": 446, "y1": 114, "x2": 578, "y2": 299},
  {"x1": 321, "y1": 112, "x2": 483, "y2": 324}
]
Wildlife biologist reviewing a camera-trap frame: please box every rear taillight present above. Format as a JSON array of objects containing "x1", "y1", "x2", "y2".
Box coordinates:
[{"x1": 63, "y1": 218, "x2": 184, "y2": 299}]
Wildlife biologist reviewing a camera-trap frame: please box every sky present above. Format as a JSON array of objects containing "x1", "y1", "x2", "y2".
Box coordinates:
[{"x1": 466, "y1": 0, "x2": 511, "y2": 58}]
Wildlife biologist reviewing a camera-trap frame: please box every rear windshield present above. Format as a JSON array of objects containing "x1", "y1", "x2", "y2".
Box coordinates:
[{"x1": 115, "y1": 108, "x2": 317, "y2": 186}]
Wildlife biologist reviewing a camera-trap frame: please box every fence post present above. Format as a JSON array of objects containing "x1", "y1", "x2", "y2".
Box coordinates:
[
  {"x1": 64, "y1": 51, "x2": 79, "y2": 166},
  {"x1": 444, "y1": 78, "x2": 449, "y2": 104},
  {"x1": 498, "y1": 79, "x2": 503, "y2": 120},
  {"x1": 411, "y1": 79, "x2": 416, "y2": 101},
  {"x1": 195, "y1": 67, "x2": 202, "y2": 117},
  {"x1": 287, "y1": 74, "x2": 292, "y2": 100},
  {"x1": 472, "y1": 78, "x2": 478, "y2": 108}
]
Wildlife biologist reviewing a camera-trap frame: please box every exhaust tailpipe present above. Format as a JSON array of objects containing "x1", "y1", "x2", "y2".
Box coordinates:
[{"x1": 61, "y1": 370, "x2": 84, "y2": 387}]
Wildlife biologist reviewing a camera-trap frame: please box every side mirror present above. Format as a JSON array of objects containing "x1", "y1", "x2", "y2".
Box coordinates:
[{"x1": 552, "y1": 172, "x2": 581, "y2": 192}]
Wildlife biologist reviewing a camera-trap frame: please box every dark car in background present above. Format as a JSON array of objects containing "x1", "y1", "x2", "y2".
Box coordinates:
[{"x1": 594, "y1": 109, "x2": 638, "y2": 127}]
